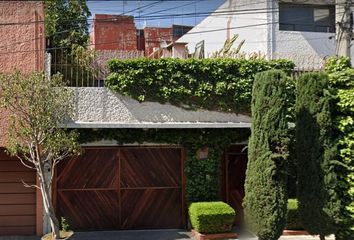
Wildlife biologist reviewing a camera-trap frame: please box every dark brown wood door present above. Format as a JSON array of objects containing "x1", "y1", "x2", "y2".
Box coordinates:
[
  {"x1": 0, "y1": 148, "x2": 37, "y2": 235},
  {"x1": 225, "y1": 145, "x2": 248, "y2": 226},
  {"x1": 55, "y1": 147, "x2": 184, "y2": 231}
]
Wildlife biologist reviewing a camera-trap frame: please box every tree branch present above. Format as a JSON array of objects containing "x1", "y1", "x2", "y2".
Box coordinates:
[{"x1": 21, "y1": 179, "x2": 40, "y2": 190}]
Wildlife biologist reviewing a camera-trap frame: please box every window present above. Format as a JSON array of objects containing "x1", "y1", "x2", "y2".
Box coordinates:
[{"x1": 279, "y1": 3, "x2": 335, "y2": 33}]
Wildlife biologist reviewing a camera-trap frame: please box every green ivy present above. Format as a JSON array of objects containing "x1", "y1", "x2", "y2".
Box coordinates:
[
  {"x1": 105, "y1": 58, "x2": 294, "y2": 114},
  {"x1": 76, "y1": 128, "x2": 250, "y2": 202},
  {"x1": 325, "y1": 57, "x2": 354, "y2": 239}
]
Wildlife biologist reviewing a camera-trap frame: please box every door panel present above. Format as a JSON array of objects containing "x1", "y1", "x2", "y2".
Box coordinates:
[
  {"x1": 57, "y1": 190, "x2": 120, "y2": 231},
  {"x1": 225, "y1": 145, "x2": 248, "y2": 226},
  {"x1": 121, "y1": 188, "x2": 183, "y2": 229},
  {"x1": 55, "y1": 147, "x2": 184, "y2": 231},
  {"x1": 0, "y1": 148, "x2": 36, "y2": 235},
  {"x1": 120, "y1": 148, "x2": 181, "y2": 188},
  {"x1": 57, "y1": 148, "x2": 119, "y2": 189}
]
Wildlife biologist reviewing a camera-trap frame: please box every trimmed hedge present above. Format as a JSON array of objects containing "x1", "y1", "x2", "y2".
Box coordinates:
[
  {"x1": 286, "y1": 199, "x2": 303, "y2": 230},
  {"x1": 188, "y1": 202, "x2": 235, "y2": 234},
  {"x1": 106, "y1": 58, "x2": 294, "y2": 113}
]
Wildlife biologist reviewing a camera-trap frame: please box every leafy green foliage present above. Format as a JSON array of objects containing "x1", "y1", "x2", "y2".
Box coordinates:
[
  {"x1": 325, "y1": 57, "x2": 354, "y2": 239},
  {"x1": 243, "y1": 70, "x2": 290, "y2": 240},
  {"x1": 106, "y1": 58, "x2": 294, "y2": 113},
  {"x1": 45, "y1": 0, "x2": 91, "y2": 49},
  {"x1": 188, "y1": 202, "x2": 235, "y2": 234},
  {"x1": 77, "y1": 128, "x2": 250, "y2": 202},
  {"x1": 295, "y1": 72, "x2": 339, "y2": 238},
  {"x1": 286, "y1": 199, "x2": 303, "y2": 230},
  {"x1": 0, "y1": 72, "x2": 79, "y2": 158},
  {"x1": 60, "y1": 217, "x2": 70, "y2": 232},
  {"x1": 0, "y1": 72, "x2": 79, "y2": 239}
]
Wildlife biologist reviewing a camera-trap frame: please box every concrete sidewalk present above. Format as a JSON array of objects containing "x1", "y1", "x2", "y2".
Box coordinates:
[
  {"x1": 71, "y1": 230, "x2": 334, "y2": 240},
  {"x1": 0, "y1": 231, "x2": 335, "y2": 240}
]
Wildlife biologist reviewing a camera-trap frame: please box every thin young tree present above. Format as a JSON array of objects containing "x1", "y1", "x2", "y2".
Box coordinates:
[
  {"x1": 243, "y1": 70, "x2": 290, "y2": 240},
  {"x1": 0, "y1": 72, "x2": 79, "y2": 240},
  {"x1": 295, "y1": 73, "x2": 339, "y2": 240}
]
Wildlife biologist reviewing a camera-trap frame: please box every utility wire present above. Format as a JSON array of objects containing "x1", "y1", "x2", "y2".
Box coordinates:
[
  {"x1": 1, "y1": 4, "x2": 340, "y2": 26},
  {"x1": 0, "y1": 19, "x2": 336, "y2": 55},
  {"x1": 0, "y1": 10, "x2": 338, "y2": 50}
]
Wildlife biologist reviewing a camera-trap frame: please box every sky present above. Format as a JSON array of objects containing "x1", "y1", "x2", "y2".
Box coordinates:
[{"x1": 87, "y1": 0, "x2": 224, "y2": 29}]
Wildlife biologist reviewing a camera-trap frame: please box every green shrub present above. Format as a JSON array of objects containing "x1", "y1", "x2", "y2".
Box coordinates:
[
  {"x1": 188, "y1": 202, "x2": 235, "y2": 234},
  {"x1": 286, "y1": 199, "x2": 303, "y2": 230},
  {"x1": 243, "y1": 70, "x2": 290, "y2": 240},
  {"x1": 325, "y1": 57, "x2": 354, "y2": 240},
  {"x1": 295, "y1": 72, "x2": 338, "y2": 239},
  {"x1": 106, "y1": 58, "x2": 294, "y2": 114}
]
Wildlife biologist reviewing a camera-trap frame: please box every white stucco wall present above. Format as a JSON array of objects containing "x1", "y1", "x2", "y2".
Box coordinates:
[
  {"x1": 177, "y1": 0, "x2": 270, "y2": 57},
  {"x1": 66, "y1": 87, "x2": 251, "y2": 128},
  {"x1": 272, "y1": 0, "x2": 354, "y2": 68},
  {"x1": 178, "y1": 0, "x2": 354, "y2": 67}
]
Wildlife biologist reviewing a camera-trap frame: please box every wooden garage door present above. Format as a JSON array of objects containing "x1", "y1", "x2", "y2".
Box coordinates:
[
  {"x1": 0, "y1": 148, "x2": 37, "y2": 235},
  {"x1": 55, "y1": 147, "x2": 185, "y2": 231}
]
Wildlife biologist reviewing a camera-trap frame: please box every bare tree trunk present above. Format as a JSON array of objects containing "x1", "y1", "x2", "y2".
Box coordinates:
[
  {"x1": 320, "y1": 235, "x2": 326, "y2": 240},
  {"x1": 39, "y1": 169, "x2": 60, "y2": 240}
]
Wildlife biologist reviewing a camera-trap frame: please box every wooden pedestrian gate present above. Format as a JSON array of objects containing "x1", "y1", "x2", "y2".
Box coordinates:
[{"x1": 54, "y1": 147, "x2": 185, "y2": 231}]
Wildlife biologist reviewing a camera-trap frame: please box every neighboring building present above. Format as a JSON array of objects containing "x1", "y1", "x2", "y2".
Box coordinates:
[
  {"x1": 146, "y1": 25, "x2": 192, "y2": 58},
  {"x1": 144, "y1": 26, "x2": 173, "y2": 56},
  {"x1": 90, "y1": 14, "x2": 192, "y2": 58},
  {"x1": 90, "y1": 14, "x2": 138, "y2": 51},
  {"x1": 177, "y1": 0, "x2": 352, "y2": 68},
  {"x1": 149, "y1": 41, "x2": 188, "y2": 59},
  {"x1": 0, "y1": 1, "x2": 45, "y2": 236}
]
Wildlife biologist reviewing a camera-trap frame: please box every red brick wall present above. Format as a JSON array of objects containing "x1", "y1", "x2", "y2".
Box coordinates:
[
  {"x1": 91, "y1": 14, "x2": 137, "y2": 51},
  {"x1": 144, "y1": 27, "x2": 172, "y2": 57},
  {"x1": 0, "y1": 1, "x2": 45, "y2": 147}
]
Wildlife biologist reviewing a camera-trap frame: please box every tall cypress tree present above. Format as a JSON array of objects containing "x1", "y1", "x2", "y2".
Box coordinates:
[
  {"x1": 295, "y1": 73, "x2": 339, "y2": 240},
  {"x1": 244, "y1": 70, "x2": 290, "y2": 240}
]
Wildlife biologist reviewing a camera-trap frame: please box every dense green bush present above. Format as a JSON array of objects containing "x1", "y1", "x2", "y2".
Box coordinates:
[
  {"x1": 188, "y1": 202, "x2": 235, "y2": 234},
  {"x1": 243, "y1": 70, "x2": 290, "y2": 240},
  {"x1": 295, "y1": 72, "x2": 338, "y2": 239},
  {"x1": 325, "y1": 57, "x2": 354, "y2": 239},
  {"x1": 106, "y1": 58, "x2": 294, "y2": 113},
  {"x1": 286, "y1": 199, "x2": 303, "y2": 230}
]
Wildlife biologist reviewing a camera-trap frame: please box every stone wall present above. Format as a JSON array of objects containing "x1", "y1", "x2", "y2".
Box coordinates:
[{"x1": 65, "y1": 87, "x2": 251, "y2": 128}]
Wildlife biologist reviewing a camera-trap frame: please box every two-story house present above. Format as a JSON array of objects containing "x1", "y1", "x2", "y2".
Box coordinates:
[{"x1": 177, "y1": 0, "x2": 352, "y2": 69}]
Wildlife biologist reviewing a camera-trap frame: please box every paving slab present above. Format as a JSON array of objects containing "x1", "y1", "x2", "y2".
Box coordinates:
[
  {"x1": 71, "y1": 229, "x2": 192, "y2": 240},
  {"x1": 0, "y1": 231, "x2": 335, "y2": 240},
  {"x1": 0, "y1": 237, "x2": 40, "y2": 240}
]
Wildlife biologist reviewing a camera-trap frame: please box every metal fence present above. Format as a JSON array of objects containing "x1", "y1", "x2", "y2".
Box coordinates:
[
  {"x1": 49, "y1": 49, "x2": 327, "y2": 87},
  {"x1": 49, "y1": 49, "x2": 144, "y2": 87},
  {"x1": 50, "y1": 49, "x2": 100, "y2": 87}
]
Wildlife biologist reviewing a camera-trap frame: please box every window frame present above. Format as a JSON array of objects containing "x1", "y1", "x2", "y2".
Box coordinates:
[{"x1": 279, "y1": 3, "x2": 335, "y2": 33}]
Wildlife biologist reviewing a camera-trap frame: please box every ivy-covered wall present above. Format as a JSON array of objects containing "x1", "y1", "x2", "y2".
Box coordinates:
[
  {"x1": 77, "y1": 128, "x2": 250, "y2": 202},
  {"x1": 98, "y1": 58, "x2": 295, "y2": 202},
  {"x1": 325, "y1": 57, "x2": 354, "y2": 238},
  {"x1": 106, "y1": 58, "x2": 294, "y2": 114}
]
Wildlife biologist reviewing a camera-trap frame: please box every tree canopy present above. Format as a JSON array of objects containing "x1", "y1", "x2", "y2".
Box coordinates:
[{"x1": 45, "y1": 0, "x2": 91, "y2": 50}]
